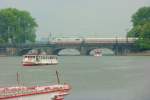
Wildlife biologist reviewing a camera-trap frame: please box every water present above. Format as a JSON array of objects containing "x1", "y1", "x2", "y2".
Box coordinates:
[{"x1": 0, "y1": 56, "x2": 149, "y2": 100}]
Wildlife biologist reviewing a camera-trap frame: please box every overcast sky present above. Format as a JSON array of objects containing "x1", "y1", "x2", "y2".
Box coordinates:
[{"x1": 0, "y1": 0, "x2": 150, "y2": 39}]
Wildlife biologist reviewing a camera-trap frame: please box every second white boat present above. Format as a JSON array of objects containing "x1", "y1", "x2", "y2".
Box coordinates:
[{"x1": 22, "y1": 55, "x2": 58, "y2": 66}]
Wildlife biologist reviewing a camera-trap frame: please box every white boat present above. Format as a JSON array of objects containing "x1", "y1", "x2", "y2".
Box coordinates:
[
  {"x1": 22, "y1": 55, "x2": 58, "y2": 66},
  {"x1": 93, "y1": 50, "x2": 102, "y2": 57}
]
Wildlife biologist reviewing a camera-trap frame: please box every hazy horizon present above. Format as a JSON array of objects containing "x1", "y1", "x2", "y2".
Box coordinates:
[{"x1": 0, "y1": 0, "x2": 150, "y2": 40}]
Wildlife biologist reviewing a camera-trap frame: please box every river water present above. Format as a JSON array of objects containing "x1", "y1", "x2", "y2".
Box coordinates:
[{"x1": 0, "y1": 56, "x2": 150, "y2": 100}]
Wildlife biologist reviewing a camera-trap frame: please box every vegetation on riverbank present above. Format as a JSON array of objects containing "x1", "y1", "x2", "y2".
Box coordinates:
[
  {"x1": 0, "y1": 8, "x2": 38, "y2": 44},
  {"x1": 127, "y1": 6, "x2": 150, "y2": 50}
]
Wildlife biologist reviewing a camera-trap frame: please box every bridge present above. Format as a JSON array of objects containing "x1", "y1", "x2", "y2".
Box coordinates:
[{"x1": 0, "y1": 37, "x2": 137, "y2": 56}]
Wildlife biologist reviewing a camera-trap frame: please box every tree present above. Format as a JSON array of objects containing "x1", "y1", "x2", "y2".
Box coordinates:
[
  {"x1": 127, "y1": 6, "x2": 150, "y2": 50},
  {"x1": 0, "y1": 8, "x2": 38, "y2": 44}
]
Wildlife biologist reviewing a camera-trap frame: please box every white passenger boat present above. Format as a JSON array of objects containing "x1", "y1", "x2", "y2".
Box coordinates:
[
  {"x1": 93, "y1": 50, "x2": 102, "y2": 57},
  {"x1": 22, "y1": 55, "x2": 58, "y2": 66}
]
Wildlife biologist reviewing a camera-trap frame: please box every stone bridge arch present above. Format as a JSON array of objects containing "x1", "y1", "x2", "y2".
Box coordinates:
[
  {"x1": 18, "y1": 48, "x2": 32, "y2": 55},
  {"x1": 18, "y1": 47, "x2": 52, "y2": 55},
  {"x1": 52, "y1": 48, "x2": 80, "y2": 55},
  {"x1": 88, "y1": 48, "x2": 114, "y2": 56},
  {"x1": 80, "y1": 45, "x2": 114, "y2": 55}
]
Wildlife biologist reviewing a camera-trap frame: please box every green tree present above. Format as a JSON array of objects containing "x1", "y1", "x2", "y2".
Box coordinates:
[
  {"x1": 0, "y1": 8, "x2": 38, "y2": 44},
  {"x1": 127, "y1": 6, "x2": 150, "y2": 50}
]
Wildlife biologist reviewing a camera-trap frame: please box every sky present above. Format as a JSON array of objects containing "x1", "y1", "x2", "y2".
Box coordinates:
[{"x1": 0, "y1": 0, "x2": 150, "y2": 39}]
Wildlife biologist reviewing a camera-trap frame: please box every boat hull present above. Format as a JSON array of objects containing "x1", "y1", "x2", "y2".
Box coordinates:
[
  {"x1": 93, "y1": 54, "x2": 102, "y2": 57},
  {"x1": 22, "y1": 62, "x2": 58, "y2": 66},
  {"x1": 0, "y1": 84, "x2": 70, "y2": 100},
  {"x1": 0, "y1": 90, "x2": 68, "y2": 99}
]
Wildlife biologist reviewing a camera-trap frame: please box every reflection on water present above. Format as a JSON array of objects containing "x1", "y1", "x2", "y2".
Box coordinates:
[{"x1": 0, "y1": 56, "x2": 149, "y2": 100}]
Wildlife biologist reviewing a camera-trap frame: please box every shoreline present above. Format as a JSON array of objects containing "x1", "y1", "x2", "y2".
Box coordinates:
[{"x1": 127, "y1": 51, "x2": 150, "y2": 56}]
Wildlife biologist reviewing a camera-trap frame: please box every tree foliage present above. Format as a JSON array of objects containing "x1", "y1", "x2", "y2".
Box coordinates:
[
  {"x1": 127, "y1": 6, "x2": 150, "y2": 50},
  {"x1": 0, "y1": 8, "x2": 38, "y2": 44}
]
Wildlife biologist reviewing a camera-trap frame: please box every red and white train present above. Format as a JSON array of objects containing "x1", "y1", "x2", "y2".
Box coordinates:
[{"x1": 49, "y1": 37, "x2": 138, "y2": 44}]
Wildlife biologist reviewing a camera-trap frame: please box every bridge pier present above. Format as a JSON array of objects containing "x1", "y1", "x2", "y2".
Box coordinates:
[
  {"x1": 114, "y1": 45, "x2": 130, "y2": 56},
  {"x1": 79, "y1": 46, "x2": 89, "y2": 55}
]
